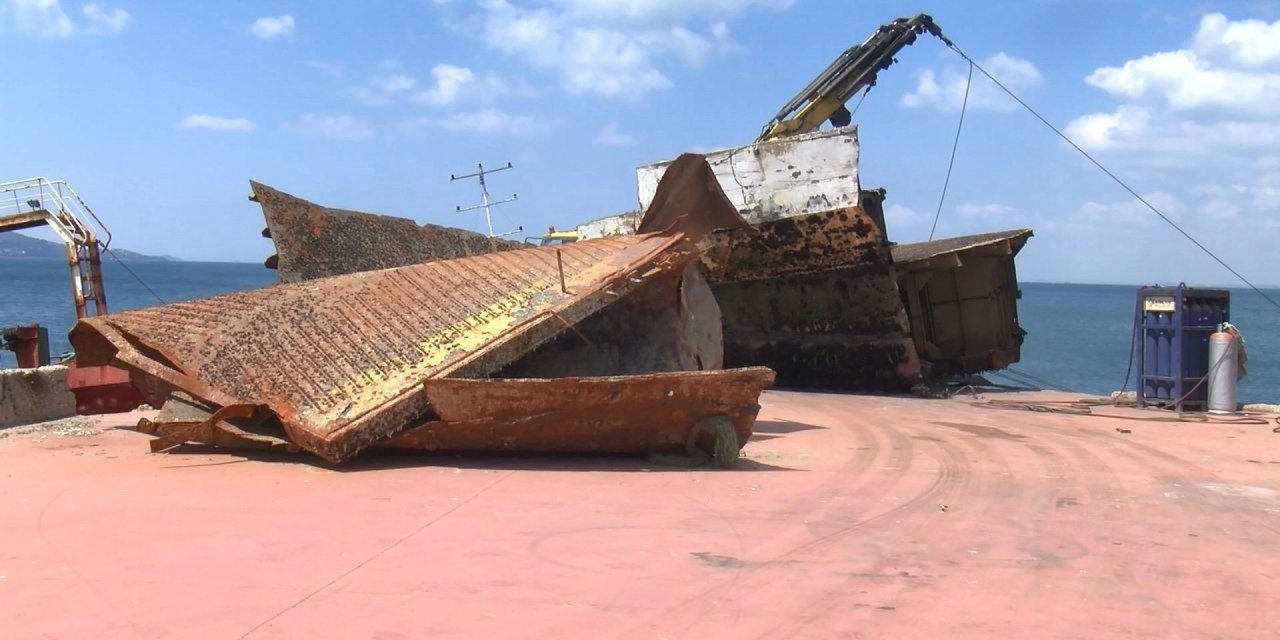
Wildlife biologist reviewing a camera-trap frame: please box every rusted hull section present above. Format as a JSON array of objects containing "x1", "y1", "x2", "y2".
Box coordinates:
[
  {"x1": 70, "y1": 234, "x2": 699, "y2": 462},
  {"x1": 701, "y1": 203, "x2": 921, "y2": 391},
  {"x1": 69, "y1": 154, "x2": 770, "y2": 464},
  {"x1": 893, "y1": 229, "x2": 1033, "y2": 378},
  {"x1": 383, "y1": 368, "x2": 775, "y2": 456},
  {"x1": 496, "y1": 263, "x2": 723, "y2": 378},
  {"x1": 251, "y1": 181, "x2": 522, "y2": 283}
]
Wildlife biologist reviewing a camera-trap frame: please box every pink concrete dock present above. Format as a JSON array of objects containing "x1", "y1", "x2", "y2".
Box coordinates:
[{"x1": 3, "y1": 389, "x2": 1278, "y2": 638}]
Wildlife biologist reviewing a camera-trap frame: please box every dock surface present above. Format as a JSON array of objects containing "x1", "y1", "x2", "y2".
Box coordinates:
[{"x1": 3, "y1": 390, "x2": 1277, "y2": 638}]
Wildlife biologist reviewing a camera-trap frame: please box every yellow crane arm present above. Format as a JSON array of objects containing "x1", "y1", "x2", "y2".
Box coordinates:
[{"x1": 758, "y1": 14, "x2": 951, "y2": 142}]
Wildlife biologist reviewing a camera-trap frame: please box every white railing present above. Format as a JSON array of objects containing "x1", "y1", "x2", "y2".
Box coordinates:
[{"x1": 0, "y1": 177, "x2": 112, "y2": 248}]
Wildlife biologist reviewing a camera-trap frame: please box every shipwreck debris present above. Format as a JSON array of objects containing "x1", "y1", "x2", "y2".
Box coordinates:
[
  {"x1": 382, "y1": 368, "x2": 775, "y2": 465},
  {"x1": 637, "y1": 128, "x2": 924, "y2": 391},
  {"x1": 891, "y1": 229, "x2": 1033, "y2": 378},
  {"x1": 71, "y1": 154, "x2": 774, "y2": 464},
  {"x1": 251, "y1": 180, "x2": 523, "y2": 283},
  {"x1": 635, "y1": 128, "x2": 1033, "y2": 389},
  {"x1": 70, "y1": 234, "x2": 700, "y2": 462},
  {"x1": 700, "y1": 203, "x2": 921, "y2": 390}
]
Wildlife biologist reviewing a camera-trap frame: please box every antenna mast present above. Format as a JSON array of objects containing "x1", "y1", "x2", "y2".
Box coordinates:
[{"x1": 451, "y1": 162, "x2": 519, "y2": 238}]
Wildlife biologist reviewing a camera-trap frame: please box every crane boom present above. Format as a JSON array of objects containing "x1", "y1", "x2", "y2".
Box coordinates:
[{"x1": 758, "y1": 13, "x2": 951, "y2": 141}]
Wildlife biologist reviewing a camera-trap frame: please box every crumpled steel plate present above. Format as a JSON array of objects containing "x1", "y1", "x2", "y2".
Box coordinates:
[
  {"x1": 70, "y1": 153, "x2": 743, "y2": 463},
  {"x1": 383, "y1": 367, "x2": 776, "y2": 456},
  {"x1": 699, "y1": 205, "x2": 922, "y2": 391},
  {"x1": 251, "y1": 180, "x2": 523, "y2": 283},
  {"x1": 71, "y1": 234, "x2": 696, "y2": 462}
]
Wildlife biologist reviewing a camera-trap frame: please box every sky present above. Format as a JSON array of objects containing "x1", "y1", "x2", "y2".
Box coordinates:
[{"x1": 2, "y1": 0, "x2": 1279, "y2": 287}]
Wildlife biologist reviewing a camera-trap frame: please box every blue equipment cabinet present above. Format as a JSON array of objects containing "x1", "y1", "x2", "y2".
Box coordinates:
[{"x1": 1135, "y1": 285, "x2": 1229, "y2": 410}]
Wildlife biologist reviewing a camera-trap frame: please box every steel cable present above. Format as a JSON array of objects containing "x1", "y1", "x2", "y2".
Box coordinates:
[
  {"x1": 942, "y1": 41, "x2": 1280, "y2": 312},
  {"x1": 929, "y1": 60, "x2": 972, "y2": 241}
]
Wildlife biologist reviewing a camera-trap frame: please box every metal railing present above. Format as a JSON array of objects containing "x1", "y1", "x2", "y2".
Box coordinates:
[
  {"x1": 0, "y1": 176, "x2": 112, "y2": 249},
  {"x1": 0, "y1": 176, "x2": 113, "y2": 317}
]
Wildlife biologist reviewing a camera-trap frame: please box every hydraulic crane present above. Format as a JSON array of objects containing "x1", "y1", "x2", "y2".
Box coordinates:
[{"x1": 758, "y1": 14, "x2": 951, "y2": 142}]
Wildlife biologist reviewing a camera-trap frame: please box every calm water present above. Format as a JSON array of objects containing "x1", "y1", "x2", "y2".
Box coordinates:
[
  {"x1": 1001, "y1": 282, "x2": 1278, "y2": 403},
  {"x1": 2, "y1": 258, "x2": 1276, "y2": 403},
  {"x1": 1, "y1": 257, "x2": 275, "y2": 359}
]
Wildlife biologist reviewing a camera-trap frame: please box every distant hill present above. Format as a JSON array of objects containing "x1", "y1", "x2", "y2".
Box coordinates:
[{"x1": 0, "y1": 232, "x2": 177, "y2": 262}]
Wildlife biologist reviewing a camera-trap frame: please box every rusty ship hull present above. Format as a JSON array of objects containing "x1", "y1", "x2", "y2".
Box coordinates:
[
  {"x1": 633, "y1": 126, "x2": 1031, "y2": 390},
  {"x1": 384, "y1": 368, "x2": 775, "y2": 458},
  {"x1": 70, "y1": 155, "x2": 774, "y2": 463}
]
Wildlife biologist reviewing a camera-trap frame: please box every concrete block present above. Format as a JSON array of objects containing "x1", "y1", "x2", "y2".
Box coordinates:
[{"x1": 0, "y1": 365, "x2": 78, "y2": 428}]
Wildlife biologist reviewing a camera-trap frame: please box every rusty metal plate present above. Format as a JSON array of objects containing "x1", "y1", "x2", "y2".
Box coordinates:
[
  {"x1": 698, "y1": 206, "x2": 922, "y2": 391},
  {"x1": 699, "y1": 206, "x2": 891, "y2": 283},
  {"x1": 70, "y1": 234, "x2": 697, "y2": 462},
  {"x1": 635, "y1": 153, "x2": 752, "y2": 238},
  {"x1": 893, "y1": 229, "x2": 1034, "y2": 379},
  {"x1": 891, "y1": 229, "x2": 1032, "y2": 266},
  {"x1": 252, "y1": 181, "x2": 523, "y2": 283},
  {"x1": 382, "y1": 367, "x2": 775, "y2": 455}
]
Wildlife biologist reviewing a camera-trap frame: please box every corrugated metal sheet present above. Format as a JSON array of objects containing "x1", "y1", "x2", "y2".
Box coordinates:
[
  {"x1": 252, "y1": 181, "x2": 523, "y2": 283},
  {"x1": 70, "y1": 234, "x2": 697, "y2": 462},
  {"x1": 891, "y1": 229, "x2": 1033, "y2": 266}
]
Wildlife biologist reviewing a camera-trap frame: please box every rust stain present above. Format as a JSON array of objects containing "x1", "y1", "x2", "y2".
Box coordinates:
[
  {"x1": 252, "y1": 181, "x2": 523, "y2": 283},
  {"x1": 69, "y1": 153, "x2": 757, "y2": 463},
  {"x1": 383, "y1": 367, "x2": 775, "y2": 456},
  {"x1": 71, "y1": 234, "x2": 698, "y2": 462},
  {"x1": 701, "y1": 206, "x2": 922, "y2": 391},
  {"x1": 893, "y1": 229, "x2": 1033, "y2": 379}
]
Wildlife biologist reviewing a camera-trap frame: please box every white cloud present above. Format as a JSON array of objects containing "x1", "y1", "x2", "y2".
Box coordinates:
[
  {"x1": 435, "y1": 109, "x2": 545, "y2": 135},
  {"x1": 1254, "y1": 185, "x2": 1280, "y2": 210},
  {"x1": 3, "y1": 1, "x2": 129, "y2": 37},
  {"x1": 8, "y1": 0, "x2": 75, "y2": 37},
  {"x1": 901, "y1": 52, "x2": 1042, "y2": 111},
  {"x1": 1200, "y1": 198, "x2": 1238, "y2": 219},
  {"x1": 1083, "y1": 49, "x2": 1280, "y2": 115},
  {"x1": 957, "y1": 202, "x2": 1015, "y2": 218},
  {"x1": 285, "y1": 114, "x2": 373, "y2": 140},
  {"x1": 375, "y1": 74, "x2": 416, "y2": 93},
  {"x1": 1067, "y1": 13, "x2": 1280, "y2": 155},
  {"x1": 551, "y1": 0, "x2": 793, "y2": 24},
  {"x1": 465, "y1": 0, "x2": 785, "y2": 98},
  {"x1": 344, "y1": 73, "x2": 417, "y2": 105},
  {"x1": 415, "y1": 64, "x2": 475, "y2": 105},
  {"x1": 884, "y1": 203, "x2": 925, "y2": 226},
  {"x1": 250, "y1": 14, "x2": 294, "y2": 39},
  {"x1": 1062, "y1": 105, "x2": 1151, "y2": 152},
  {"x1": 343, "y1": 63, "x2": 504, "y2": 106},
  {"x1": 1076, "y1": 192, "x2": 1179, "y2": 225},
  {"x1": 596, "y1": 121, "x2": 635, "y2": 145},
  {"x1": 180, "y1": 113, "x2": 255, "y2": 132},
  {"x1": 82, "y1": 3, "x2": 128, "y2": 34},
  {"x1": 1192, "y1": 13, "x2": 1280, "y2": 67}
]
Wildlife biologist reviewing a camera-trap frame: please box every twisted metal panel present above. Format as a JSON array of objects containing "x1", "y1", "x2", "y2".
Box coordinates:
[{"x1": 71, "y1": 234, "x2": 694, "y2": 461}]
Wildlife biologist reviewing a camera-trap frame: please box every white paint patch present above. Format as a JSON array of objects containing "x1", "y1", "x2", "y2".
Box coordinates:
[
  {"x1": 1200, "y1": 482, "x2": 1279, "y2": 500},
  {"x1": 636, "y1": 126, "x2": 861, "y2": 222}
]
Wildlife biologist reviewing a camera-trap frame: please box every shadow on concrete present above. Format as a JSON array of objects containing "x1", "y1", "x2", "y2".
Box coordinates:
[
  {"x1": 753, "y1": 419, "x2": 825, "y2": 435},
  {"x1": 156, "y1": 443, "x2": 799, "y2": 473}
]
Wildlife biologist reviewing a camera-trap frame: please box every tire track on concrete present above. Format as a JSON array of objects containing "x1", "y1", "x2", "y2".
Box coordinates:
[
  {"x1": 770, "y1": 423, "x2": 974, "y2": 640},
  {"x1": 627, "y1": 410, "x2": 965, "y2": 640}
]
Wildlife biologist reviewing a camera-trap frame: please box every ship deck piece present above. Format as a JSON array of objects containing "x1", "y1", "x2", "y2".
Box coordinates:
[{"x1": 3, "y1": 389, "x2": 1277, "y2": 638}]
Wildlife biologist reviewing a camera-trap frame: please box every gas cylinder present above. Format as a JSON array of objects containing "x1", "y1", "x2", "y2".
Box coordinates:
[{"x1": 1207, "y1": 331, "x2": 1238, "y2": 414}]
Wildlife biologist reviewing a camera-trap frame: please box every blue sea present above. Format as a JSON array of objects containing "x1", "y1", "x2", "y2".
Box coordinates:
[{"x1": 2, "y1": 257, "x2": 1276, "y2": 403}]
